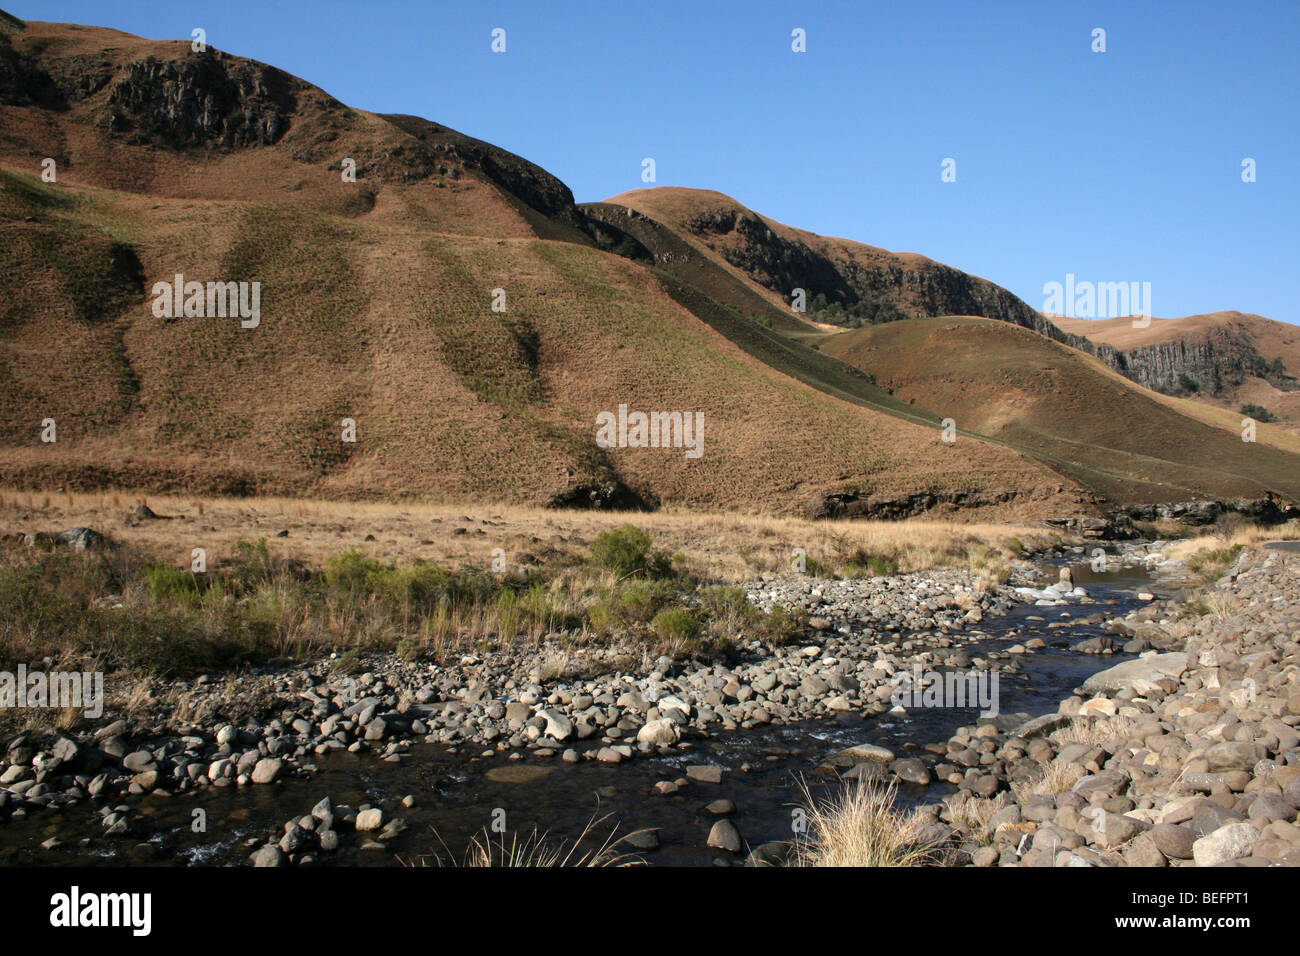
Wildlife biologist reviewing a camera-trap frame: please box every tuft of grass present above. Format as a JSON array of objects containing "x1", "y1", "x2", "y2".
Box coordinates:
[
  {"x1": 1011, "y1": 760, "x2": 1085, "y2": 804},
  {"x1": 1185, "y1": 544, "x2": 1244, "y2": 575},
  {"x1": 1050, "y1": 715, "x2": 1135, "y2": 750},
  {"x1": 410, "y1": 813, "x2": 646, "y2": 868},
  {"x1": 791, "y1": 780, "x2": 948, "y2": 867}
]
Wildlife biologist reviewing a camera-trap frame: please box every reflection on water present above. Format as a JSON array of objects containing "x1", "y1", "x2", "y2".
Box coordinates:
[{"x1": 0, "y1": 561, "x2": 1161, "y2": 867}]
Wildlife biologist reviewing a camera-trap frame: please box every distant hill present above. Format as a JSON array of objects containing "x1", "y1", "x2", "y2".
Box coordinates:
[
  {"x1": 604, "y1": 187, "x2": 1088, "y2": 347},
  {"x1": 1056, "y1": 312, "x2": 1300, "y2": 428},
  {"x1": 820, "y1": 317, "x2": 1300, "y2": 503}
]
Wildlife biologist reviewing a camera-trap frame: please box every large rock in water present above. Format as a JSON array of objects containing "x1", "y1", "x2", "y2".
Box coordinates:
[
  {"x1": 537, "y1": 709, "x2": 573, "y2": 742},
  {"x1": 1081, "y1": 653, "x2": 1187, "y2": 696},
  {"x1": 251, "y1": 757, "x2": 283, "y2": 784},
  {"x1": 636, "y1": 718, "x2": 680, "y2": 746}
]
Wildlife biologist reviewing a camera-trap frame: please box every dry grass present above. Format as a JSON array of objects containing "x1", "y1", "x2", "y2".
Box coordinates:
[
  {"x1": 944, "y1": 792, "x2": 1002, "y2": 845},
  {"x1": 791, "y1": 780, "x2": 948, "y2": 867},
  {"x1": 1011, "y1": 760, "x2": 1085, "y2": 804},
  {"x1": 0, "y1": 487, "x2": 1064, "y2": 585},
  {"x1": 409, "y1": 813, "x2": 646, "y2": 868},
  {"x1": 1050, "y1": 715, "x2": 1136, "y2": 750},
  {"x1": 1162, "y1": 520, "x2": 1300, "y2": 565},
  {"x1": 1200, "y1": 593, "x2": 1240, "y2": 621}
]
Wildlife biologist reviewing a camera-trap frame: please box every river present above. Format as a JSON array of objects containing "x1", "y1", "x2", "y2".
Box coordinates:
[{"x1": 0, "y1": 559, "x2": 1163, "y2": 867}]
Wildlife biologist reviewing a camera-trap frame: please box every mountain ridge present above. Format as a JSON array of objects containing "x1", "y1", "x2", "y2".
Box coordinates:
[{"x1": 1, "y1": 14, "x2": 1296, "y2": 516}]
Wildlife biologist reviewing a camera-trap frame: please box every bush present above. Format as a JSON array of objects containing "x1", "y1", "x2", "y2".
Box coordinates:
[
  {"x1": 371, "y1": 562, "x2": 460, "y2": 609},
  {"x1": 323, "y1": 550, "x2": 386, "y2": 593},
  {"x1": 613, "y1": 578, "x2": 676, "y2": 623},
  {"x1": 143, "y1": 563, "x2": 209, "y2": 606},
  {"x1": 699, "y1": 586, "x2": 750, "y2": 620},
  {"x1": 590, "y1": 525, "x2": 659, "y2": 578},
  {"x1": 758, "y1": 605, "x2": 806, "y2": 646},
  {"x1": 652, "y1": 607, "x2": 700, "y2": 642},
  {"x1": 1240, "y1": 403, "x2": 1279, "y2": 423}
]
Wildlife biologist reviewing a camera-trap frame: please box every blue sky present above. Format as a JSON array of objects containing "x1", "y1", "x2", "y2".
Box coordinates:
[{"x1": 19, "y1": 0, "x2": 1300, "y2": 324}]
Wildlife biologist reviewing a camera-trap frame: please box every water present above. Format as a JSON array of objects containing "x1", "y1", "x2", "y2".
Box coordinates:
[{"x1": 0, "y1": 560, "x2": 1162, "y2": 867}]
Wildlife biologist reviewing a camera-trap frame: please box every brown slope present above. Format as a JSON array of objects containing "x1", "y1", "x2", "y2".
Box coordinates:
[
  {"x1": 0, "y1": 16, "x2": 1081, "y2": 518},
  {"x1": 0, "y1": 17, "x2": 591, "y2": 240},
  {"x1": 1057, "y1": 312, "x2": 1300, "y2": 424},
  {"x1": 821, "y1": 316, "x2": 1300, "y2": 503}
]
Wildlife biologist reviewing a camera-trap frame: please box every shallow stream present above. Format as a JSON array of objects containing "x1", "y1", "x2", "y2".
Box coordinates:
[{"x1": 0, "y1": 561, "x2": 1164, "y2": 867}]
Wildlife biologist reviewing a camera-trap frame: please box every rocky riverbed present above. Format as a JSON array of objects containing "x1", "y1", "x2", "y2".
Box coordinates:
[
  {"x1": 2, "y1": 539, "x2": 1294, "y2": 866},
  {"x1": 919, "y1": 545, "x2": 1300, "y2": 867}
]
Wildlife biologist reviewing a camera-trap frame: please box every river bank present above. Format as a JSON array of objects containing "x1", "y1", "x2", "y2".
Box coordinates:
[
  {"x1": 1, "y1": 538, "x2": 1295, "y2": 866},
  {"x1": 925, "y1": 544, "x2": 1300, "y2": 867}
]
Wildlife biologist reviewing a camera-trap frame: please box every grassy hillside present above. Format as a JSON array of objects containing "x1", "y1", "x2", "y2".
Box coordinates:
[
  {"x1": 1058, "y1": 311, "x2": 1300, "y2": 427},
  {"x1": 0, "y1": 18, "x2": 1082, "y2": 517},
  {"x1": 821, "y1": 316, "x2": 1300, "y2": 503},
  {"x1": 1, "y1": 15, "x2": 1296, "y2": 518}
]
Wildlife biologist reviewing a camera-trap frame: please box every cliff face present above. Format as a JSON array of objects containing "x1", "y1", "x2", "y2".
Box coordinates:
[
  {"x1": 0, "y1": 20, "x2": 593, "y2": 238},
  {"x1": 379, "y1": 114, "x2": 590, "y2": 235},
  {"x1": 1094, "y1": 326, "x2": 1297, "y2": 396},
  {"x1": 104, "y1": 53, "x2": 298, "y2": 148},
  {"x1": 681, "y1": 205, "x2": 1094, "y2": 349}
]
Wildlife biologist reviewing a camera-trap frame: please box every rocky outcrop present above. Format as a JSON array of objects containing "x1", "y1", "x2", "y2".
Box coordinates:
[
  {"x1": 1093, "y1": 327, "x2": 1297, "y2": 397},
  {"x1": 806, "y1": 489, "x2": 1020, "y2": 520},
  {"x1": 689, "y1": 207, "x2": 859, "y2": 307},
  {"x1": 546, "y1": 481, "x2": 657, "y2": 512},
  {"x1": 1122, "y1": 496, "x2": 1300, "y2": 526},
  {"x1": 378, "y1": 114, "x2": 592, "y2": 235},
  {"x1": 0, "y1": 21, "x2": 64, "y2": 108},
  {"x1": 682, "y1": 206, "x2": 1093, "y2": 348},
  {"x1": 104, "y1": 52, "x2": 298, "y2": 148},
  {"x1": 1044, "y1": 514, "x2": 1139, "y2": 540}
]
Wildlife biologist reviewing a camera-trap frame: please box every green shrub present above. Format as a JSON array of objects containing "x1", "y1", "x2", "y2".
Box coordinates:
[
  {"x1": 323, "y1": 550, "x2": 386, "y2": 592},
  {"x1": 758, "y1": 605, "x2": 806, "y2": 646},
  {"x1": 699, "y1": 585, "x2": 751, "y2": 620},
  {"x1": 1240, "y1": 403, "x2": 1279, "y2": 423},
  {"x1": 371, "y1": 562, "x2": 459, "y2": 609},
  {"x1": 589, "y1": 525, "x2": 669, "y2": 578},
  {"x1": 652, "y1": 607, "x2": 700, "y2": 642},
  {"x1": 143, "y1": 563, "x2": 208, "y2": 605},
  {"x1": 611, "y1": 578, "x2": 676, "y2": 623},
  {"x1": 1186, "y1": 544, "x2": 1243, "y2": 573}
]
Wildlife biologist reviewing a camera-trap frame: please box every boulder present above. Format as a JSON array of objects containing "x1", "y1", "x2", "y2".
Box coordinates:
[
  {"x1": 1081, "y1": 654, "x2": 1187, "y2": 696},
  {"x1": 1192, "y1": 822, "x2": 1260, "y2": 867}
]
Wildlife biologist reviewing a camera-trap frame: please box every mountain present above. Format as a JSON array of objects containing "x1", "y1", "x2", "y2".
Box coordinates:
[
  {"x1": 1056, "y1": 312, "x2": 1300, "y2": 428},
  {"x1": 601, "y1": 187, "x2": 1088, "y2": 347},
  {"x1": 1, "y1": 12, "x2": 1296, "y2": 517},
  {"x1": 0, "y1": 14, "x2": 1084, "y2": 518},
  {"x1": 819, "y1": 316, "x2": 1300, "y2": 504}
]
